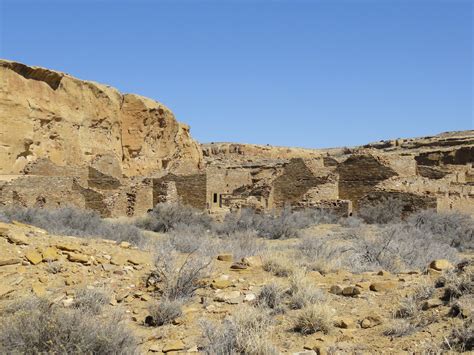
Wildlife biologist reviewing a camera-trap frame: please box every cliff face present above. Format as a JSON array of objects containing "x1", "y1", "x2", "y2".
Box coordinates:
[{"x1": 0, "y1": 59, "x2": 202, "y2": 178}]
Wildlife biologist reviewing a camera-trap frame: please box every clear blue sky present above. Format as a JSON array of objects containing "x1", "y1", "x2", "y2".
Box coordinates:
[{"x1": 0, "y1": 0, "x2": 472, "y2": 148}]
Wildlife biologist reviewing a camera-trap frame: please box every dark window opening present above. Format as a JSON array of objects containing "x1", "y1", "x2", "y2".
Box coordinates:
[{"x1": 213, "y1": 193, "x2": 218, "y2": 203}]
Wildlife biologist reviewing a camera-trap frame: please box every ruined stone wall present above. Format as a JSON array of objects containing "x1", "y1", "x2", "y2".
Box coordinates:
[
  {"x1": 336, "y1": 155, "x2": 398, "y2": 209},
  {"x1": 153, "y1": 173, "x2": 207, "y2": 210},
  {"x1": 0, "y1": 176, "x2": 86, "y2": 209}
]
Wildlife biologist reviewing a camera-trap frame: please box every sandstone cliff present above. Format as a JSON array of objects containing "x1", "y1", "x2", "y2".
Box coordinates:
[{"x1": 0, "y1": 59, "x2": 202, "y2": 178}]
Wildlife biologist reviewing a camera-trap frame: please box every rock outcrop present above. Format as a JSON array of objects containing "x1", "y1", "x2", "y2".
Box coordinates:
[{"x1": 0, "y1": 59, "x2": 202, "y2": 177}]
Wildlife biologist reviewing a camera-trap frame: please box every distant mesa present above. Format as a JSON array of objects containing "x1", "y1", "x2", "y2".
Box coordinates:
[{"x1": 0, "y1": 59, "x2": 473, "y2": 217}]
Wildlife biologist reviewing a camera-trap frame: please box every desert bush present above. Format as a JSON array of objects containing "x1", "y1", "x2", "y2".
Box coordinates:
[
  {"x1": 262, "y1": 254, "x2": 295, "y2": 277},
  {"x1": 147, "y1": 298, "x2": 183, "y2": 326},
  {"x1": 135, "y1": 203, "x2": 212, "y2": 233},
  {"x1": 408, "y1": 210, "x2": 474, "y2": 251},
  {"x1": 220, "y1": 229, "x2": 264, "y2": 260},
  {"x1": 0, "y1": 297, "x2": 138, "y2": 354},
  {"x1": 357, "y1": 196, "x2": 405, "y2": 224},
  {"x1": 445, "y1": 317, "x2": 474, "y2": 351},
  {"x1": 339, "y1": 216, "x2": 363, "y2": 228},
  {"x1": 0, "y1": 206, "x2": 144, "y2": 245},
  {"x1": 287, "y1": 271, "x2": 325, "y2": 310},
  {"x1": 298, "y1": 224, "x2": 459, "y2": 273},
  {"x1": 72, "y1": 287, "x2": 110, "y2": 315},
  {"x1": 45, "y1": 261, "x2": 64, "y2": 274},
  {"x1": 217, "y1": 207, "x2": 337, "y2": 240},
  {"x1": 442, "y1": 268, "x2": 473, "y2": 301},
  {"x1": 257, "y1": 283, "x2": 285, "y2": 311},
  {"x1": 200, "y1": 306, "x2": 278, "y2": 355},
  {"x1": 150, "y1": 248, "x2": 212, "y2": 301},
  {"x1": 395, "y1": 296, "x2": 419, "y2": 319},
  {"x1": 293, "y1": 303, "x2": 334, "y2": 335},
  {"x1": 164, "y1": 223, "x2": 217, "y2": 255},
  {"x1": 383, "y1": 319, "x2": 417, "y2": 337}
]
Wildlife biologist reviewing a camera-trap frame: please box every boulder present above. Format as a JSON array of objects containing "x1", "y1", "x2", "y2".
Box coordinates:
[
  {"x1": 342, "y1": 286, "x2": 361, "y2": 297},
  {"x1": 369, "y1": 281, "x2": 397, "y2": 292},
  {"x1": 217, "y1": 254, "x2": 233, "y2": 262},
  {"x1": 429, "y1": 259, "x2": 454, "y2": 271},
  {"x1": 25, "y1": 250, "x2": 43, "y2": 265},
  {"x1": 67, "y1": 252, "x2": 89, "y2": 264},
  {"x1": 162, "y1": 340, "x2": 185, "y2": 352},
  {"x1": 41, "y1": 247, "x2": 59, "y2": 261},
  {"x1": 329, "y1": 285, "x2": 343, "y2": 295},
  {"x1": 0, "y1": 258, "x2": 21, "y2": 267}
]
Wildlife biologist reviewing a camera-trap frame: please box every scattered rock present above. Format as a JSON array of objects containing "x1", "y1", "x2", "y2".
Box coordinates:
[
  {"x1": 5, "y1": 232, "x2": 29, "y2": 245},
  {"x1": 244, "y1": 293, "x2": 256, "y2": 302},
  {"x1": 429, "y1": 259, "x2": 454, "y2": 271},
  {"x1": 360, "y1": 314, "x2": 383, "y2": 329},
  {"x1": 217, "y1": 254, "x2": 233, "y2": 262},
  {"x1": 55, "y1": 243, "x2": 80, "y2": 252},
  {"x1": 369, "y1": 282, "x2": 397, "y2": 292},
  {"x1": 25, "y1": 250, "x2": 43, "y2": 265},
  {"x1": 329, "y1": 285, "x2": 343, "y2": 295},
  {"x1": 230, "y1": 262, "x2": 248, "y2": 270},
  {"x1": 67, "y1": 252, "x2": 89, "y2": 264},
  {"x1": 376, "y1": 270, "x2": 390, "y2": 276},
  {"x1": 162, "y1": 340, "x2": 185, "y2": 352},
  {"x1": 127, "y1": 255, "x2": 146, "y2": 265},
  {"x1": 214, "y1": 290, "x2": 241, "y2": 303},
  {"x1": 342, "y1": 286, "x2": 360, "y2": 297},
  {"x1": 148, "y1": 344, "x2": 161, "y2": 352},
  {"x1": 119, "y1": 241, "x2": 131, "y2": 249},
  {"x1": 241, "y1": 256, "x2": 262, "y2": 268},
  {"x1": 31, "y1": 282, "x2": 46, "y2": 297},
  {"x1": 0, "y1": 258, "x2": 21, "y2": 267},
  {"x1": 422, "y1": 299, "x2": 443, "y2": 310},
  {"x1": 212, "y1": 279, "x2": 232, "y2": 289},
  {"x1": 335, "y1": 317, "x2": 355, "y2": 329},
  {"x1": 41, "y1": 247, "x2": 59, "y2": 261}
]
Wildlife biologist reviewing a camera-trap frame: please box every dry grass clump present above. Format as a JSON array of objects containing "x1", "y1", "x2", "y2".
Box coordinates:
[
  {"x1": 287, "y1": 271, "x2": 325, "y2": 310},
  {"x1": 219, "y1": 229, "x2": 265, "y2": 260},
  {"x1": 147, "y1": 298, "x2": 183, "y2": 326},
  {"x1": 293, "y1": 303, "x2": 334, "y2": 335},
  {"x1": 200, "y1": 305, "x2": 278, "y2": 355},
  {"x1": 383, "y1": 319, "x2": 417, "y2": 338},
  {"x1": 0, "y1": 296, "x2": 138, "y2": 354},
  {"x1": 72, "y1": 287, "x2": 110, "y2": 315},
  {"x1": 256, "y1": 283, "x2": 286, "y2": 312},
  {"x1": 0, "y1": 206, "x2": 145, "y2": 245},
  {"x1": 262, "y1": 254, "x2": 295, "y2": 277}
]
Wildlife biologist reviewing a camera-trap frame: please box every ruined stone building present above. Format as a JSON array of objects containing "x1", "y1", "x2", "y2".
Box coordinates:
[{"x1": 1, "y1": 60, "x2": 473, "y2": 217}]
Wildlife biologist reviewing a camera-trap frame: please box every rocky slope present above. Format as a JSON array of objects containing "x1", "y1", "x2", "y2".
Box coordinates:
[
  {"x1": 0, "y1": 220, "x2": 471, "y2": 353},
  {"x1": 0, "y1": 59, "x2": 202, "y2": 178}
]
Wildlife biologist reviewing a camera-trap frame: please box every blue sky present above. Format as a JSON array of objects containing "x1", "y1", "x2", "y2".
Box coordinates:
[{"x1": 0, "y1": 0, "x2": 472, "y2": 148}]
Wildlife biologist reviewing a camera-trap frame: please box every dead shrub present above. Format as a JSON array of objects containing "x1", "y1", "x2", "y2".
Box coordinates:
[
  {"x1": 442, "y1": 268, "x2": 473, "y2": 302},
  {"x1": 135, "y1": 203, "x2": 212, "y2": 233},
  {"x1": 298, "y1": 223, "x2": 459, "y2": 273},
  {"x1": 220, "y1": 229, "x2": 265, "y2": 260},
  {"x1": 45, "y1": 261, "x2": 64, "y2": 274},
  {"x1": 147, "y1": 298, "x2": 183, "y2": 326},
  {"x1": 200, "y1": 306, "x2": 278, "y2": 355},
  {"x1": 262, "y1": 254, "x2": 295, "y2": 277},
  {"x1": 357, "y1": 196, "x2": 405, "y2": 224},
  {"x1": 0, "y1": 296, "x2": 138, "y2": 354},
  {"x1": 408, "y1": 210, "x2": 474, "y2": 251},
  {"x1": 293, "y1": 303, "x2": 334, "y2": 335},
  {"x1": 0, "y1": 206, "x2": 144, "y2": 245},
  {"x1": 445, "y1": 317, "x2": 474, "y2": 351},
  {"x1": 150, "y1": 248, "x2": 212, "y2": 301},
  {"x1": 217, "y1": 207, "x2": 337, "y2": 240}
]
